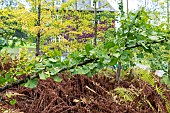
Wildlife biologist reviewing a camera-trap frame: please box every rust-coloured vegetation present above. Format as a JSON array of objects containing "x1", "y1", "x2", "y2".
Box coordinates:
[{"x1": 1, "y1": 73, "x2": 170, "y2": 113}]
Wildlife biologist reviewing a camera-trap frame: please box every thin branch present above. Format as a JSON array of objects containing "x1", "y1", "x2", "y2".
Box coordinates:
[
  {"x1": 0, "y1": 39, "x2": 167, "y2": 92},
  {"x1": 0, "y1": 58, "x2": 98, "y2": 92},
  {"x1": 125, "y1": 39, "x2": 166, "y2": 50}
]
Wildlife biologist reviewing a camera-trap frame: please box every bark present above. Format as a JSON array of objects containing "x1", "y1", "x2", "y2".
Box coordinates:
[
  {"x1": 94, "y1": 1, "x2": 97, "y2": 45},
  {"x1": 168, "y1": 62, "x2": 170, "y2": 80},
  {"x1": 126, "y1": 0, "x2": 128, "y2": 15},
  {"x1": 116, "y1": 62, "x2": 122, "y2": 81},
  {"x1": 75, "y1": 0, "x2": 78, "y2": 29},
  {"x1": 167, "y1": 0, "x2": 170, "y2": 80},
  {"x1": 75, "y1": 0, "x2": 77, "y2": 10},
  {"x1": 167, "y1": 0, "x2": 169, "y2": 24},
  {"x1": 36, "y1": 0, "x2": 41, "y2": 56}
]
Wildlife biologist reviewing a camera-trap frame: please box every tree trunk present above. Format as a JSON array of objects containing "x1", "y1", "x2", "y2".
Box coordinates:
[
  {"x1": 168, "y1": 62, "x2": 170, "y2": 80},
  {"x1": 36, "y1": 0, "x2": 41, "y2": 56},
  {"x1": 167, "y1": 0, "x2": 170, "y2": 80},
  {"x1": 75, "y1": 0, "x2": 77, "y2": 10},
  {"x1": 75, "y1": 0, "x2": 78, "y2": 29},
  {"x1": 116, "y1": 62, "x2": 122, "y2": 81},
  {"x1": 126, "y1": 0, "x2": 128, "y2": 15},
  {"x1": 167, "y1": 0, "x2": 169, "y2": 24},
  {"x1": 116, "y1": 0, "x2": 123, "y2": 82},
  {"x1": 94, "y1": 1, "x2": 97, "y2": 45}
]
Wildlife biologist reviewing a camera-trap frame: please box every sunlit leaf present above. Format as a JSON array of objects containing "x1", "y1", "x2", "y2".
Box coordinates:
[
  {"x1": 52, "y1": 76, "x2": 62, "y2": 82},
  {"x1": 24, "y1": 78, "x2": 38, "y2": 88},
  {"x1": 10, "y1": 99, "x2": 17, "y2": 105},
  {"x1": 85, "y1": 43, "x2": 93, "y2": 55}
]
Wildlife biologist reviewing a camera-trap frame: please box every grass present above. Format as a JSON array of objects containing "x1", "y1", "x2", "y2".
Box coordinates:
[
  {"x1": 1, "y1": 47, "x2": 36, "y2": 55},
  {"x1": 1, "y1": 43, "x2": 36, "y2": 55},
  {"x1": 7, "y1": 40, "x2": 36, "y2": 48}
]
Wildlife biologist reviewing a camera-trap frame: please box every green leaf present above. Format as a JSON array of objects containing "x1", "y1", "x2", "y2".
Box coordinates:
[
  {"x1": 127, "y1": 33, "x2": 135, "y2": 40},
  {"x1": 127, "y1": 40, "x2": 136, "y2": 47},
  {"x1": 109, "y1": 57, "x2": 118, "y2": 65},
  {"x1": 0, "y1": 38, "x2": 7, "y2": 50},
  {"x1": 112, "y1": 53, "x2": 120, "y2": 58},
  {"x1": 5, "y1": 72, "x2": 11, "y2": 80},
  {"x1": 53, "y1": 49, "x2": 62, "y2": 56},
  {"x1": 10, "y1": 99, "x2": 16, "y2": 105},
  {"x1": 25, "y1": 64, "x2": 34, "y2": 71},
  {"x1": 103, "y1": 58, "x2": 111, "y2": 64},
  {"x1": 143, "y1": 47, "x2": 152, "y2": 53},
  {"x1": 15, "y1": 71, "x2": 24, "y2": 76},
  {"x1": 24, "y1": 78, "x2": 38, "y2": 88},
  {"x1": 89, "y1": 63, "x2": 98, "y2": 69},
  {"x1": 91, "y1": 67, "x2": 100, "y2": 74},
  {"x1": 20, "y1": 40, "x2": 26, "y2": 46},
  {"x1": 97, "y1": 62, "x2": 104, "y2": 69},
  {"x1": 0, "y1": 46, "x2": 3, "y2": 50},
  {"x1": 165, "y1": 45, "x2": 170, "y2": 50},
  {"x1": 52, "y1": 76, "x2": 62, "y2": 82},
  {"x1": 85, "y1": 43, "x2": 93, "y2": 54},
  {"x1": 0, "y1": 77, "x2": 6, "y2": 84},
  {"x1": 141, "y1": 43, "x2": 148, "y2": 49},
  {"x1": 120, "y1": 51, "x2": 129, "y2": 61},
  {"x1": 11, "y1": 38, "x2": 18, "y2": 48},
  {"x1": 50, "y1": 67, "x2": 60, "y2": 75},
  {"x1": 86, "y1": 72, "x2": 93, "y2": 77},
  {"x1": 49, "y1": 58, "x2": 57, "y2": 63},
  {"x1": 161, "y1": 76, "x2": 170, "y2": 85},
  {"x1": 35, "y1": 63, "x2": 45, "y2": 70},
  {"x1": 77, "y1": 67, "x2": 89, "y2": 74},
  {"x1": 53, "y1": 61, "x2": 62, "y2": 67},
  {"x1": 137, "y1": 53, "x2": 144, "y2": 58},
  {"x1": 39, "y1": 72, "x2": 48, "y2": 80},
  {"x1": 104, "y1": 42, "x2": 115, "y2": 50}
]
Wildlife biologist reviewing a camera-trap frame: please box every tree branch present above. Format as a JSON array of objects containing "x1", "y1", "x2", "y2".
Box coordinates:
[
  {"x1": 125, "y1": 39, "x2": 166, "y2": 50},
  {"x1": 0, "y1": 58, "x2": 98, "y2": 92},
  {"x1": 0, "y1": 39, "x2": 167, "y2": 92}
]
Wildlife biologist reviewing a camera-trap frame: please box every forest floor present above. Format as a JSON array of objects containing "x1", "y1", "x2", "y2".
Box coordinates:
[{"x1": 0, "y1": 73, "x2": 170, "y2": 113}]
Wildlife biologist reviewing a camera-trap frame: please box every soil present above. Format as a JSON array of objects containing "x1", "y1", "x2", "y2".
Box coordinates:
[{"x1": 0, "y1": 74, "x2": 170, "y2": 113}]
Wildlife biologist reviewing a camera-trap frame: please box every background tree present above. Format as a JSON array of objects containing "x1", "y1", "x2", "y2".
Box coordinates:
[
  {"x1": 54, "y1": 0, "x2": 115, "y2": 52},
  {"x1": 0, "y1": 2, "x2": 29, "y2": 49}
]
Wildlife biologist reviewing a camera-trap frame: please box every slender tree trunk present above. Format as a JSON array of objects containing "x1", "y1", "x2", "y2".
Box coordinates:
[
  {"x1": 168, "y1": 62, "x2": 170, "y2": 79},
  {"x1": 36, "y1": 0, "x2": 41, "y2": 56},
  {"x1": 127, "y1": 0, "x2": 128, "y2": 15},
  {"x1": 94, "y1": 1, "x2": 97, "y2": 45},
  {"x1": 167, "y1": 0, "x2": 169, "y2": 24},
  {"x1": 116, "y1": 62, "x2": 122, "y2": 81},
  {"x1": 75, "y1": 0, "x2": 78, "y2": 29},
  {"x1": 116, "y1": 0, "x2": 124, "y2": 82},
  {"x1": 120, "y1": 0, "x2": 124, "y2": 17},
  {"x1": 167, "y1": 0, "x2": 170, "y2": 80},
  {"x1": 75, "y1": 0, "x2": 77, "y2": 10}
]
